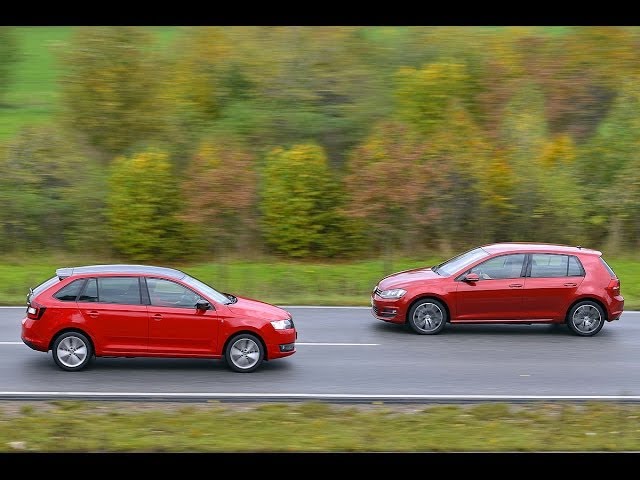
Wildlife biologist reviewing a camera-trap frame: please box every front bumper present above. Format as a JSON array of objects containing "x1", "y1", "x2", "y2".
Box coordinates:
[{"x1": 371, "y1": 295, "x2": 406, "y2": 324}]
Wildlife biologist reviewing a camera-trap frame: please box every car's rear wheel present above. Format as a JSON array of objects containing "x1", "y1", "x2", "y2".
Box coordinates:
[
  {"x1": 408, "y1": 298, "x2": 447, "y2": 335},
  {"x1": 225, "y1": 333, "x2": 265, "y2": 373},
  {"x1": 52, "y1": 331, "x2": 93, "y2": 371},
  {"x1": 567, "y1": 301, "x2": 605, "y2": 336}
]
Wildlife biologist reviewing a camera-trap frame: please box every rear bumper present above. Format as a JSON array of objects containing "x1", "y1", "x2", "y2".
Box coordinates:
[
  {"x1": 21, "y1": 336, "x2": 48, "y2": 352},
  {"x1": 606, "y1": 295, "x2": 624, "y2": 321}
]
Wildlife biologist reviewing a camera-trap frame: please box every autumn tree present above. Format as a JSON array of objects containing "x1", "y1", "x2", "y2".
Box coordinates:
[
  {"x1": 0, "y1": 126, "x2": 106, "y2": 253},
  {"x1": 344, "y1": 120, "x2": 446, "y2": 260},
  {"x1": 394, "y1": 62, "x2": 471, "y2": 137},
  {"x1": 532, "y1": 135, "x2": 586, "y2": 244},
  {"x1": 107, "y1": 148, "x2": 189, "y2": 262},
  {"x1": 59, "y1": 27, "x2": 165, "y2": 159},
  {"x1": 181, "y1": 136, "x2": 258, "y2": 257},
  {"x1": 578, "y1": 78, "x2": 640, "y2": 251},
  {"x1": 498, "y1": 83, "x2": 549, "y2": 242},
  {"x1": 260, "y1": 143, "x2": 356, "y2": 258}
]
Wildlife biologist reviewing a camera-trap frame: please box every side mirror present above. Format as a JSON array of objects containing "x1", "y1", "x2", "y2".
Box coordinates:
[
  {"x1": 464, "y1": 273, "x2": 480, "y2": 282},
  {"x1": 195, "y1": 299, "x2": 211, "y2": 310}
]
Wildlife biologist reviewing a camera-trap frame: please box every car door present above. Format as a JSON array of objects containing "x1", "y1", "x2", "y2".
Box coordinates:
[
  {"x1": 455, "y1": 253, "x2": 527, "y2": 321},
  {"x1": 76, "y1": 276, "x2": 148, "y2": 354},
  {"x1": 145, "y1": 277, "x2": 220, "y2": 355},
  {"x1": 522, "y1": 254, "x2": 586, "y2": 319}
]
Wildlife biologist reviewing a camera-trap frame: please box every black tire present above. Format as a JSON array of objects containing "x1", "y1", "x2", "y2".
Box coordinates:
[
  {"x1": 566, "y1": 301, "x2": 605, "y2": 337},
  {"x1": 224, "y1": 333, "x2": 265, "y2": 373},
  {"x1": 407, "y1": 298, "x2": 448, "y2": 335},
  {"x1": 52, "y1": 331, "x2": 94, "y2": 371}
]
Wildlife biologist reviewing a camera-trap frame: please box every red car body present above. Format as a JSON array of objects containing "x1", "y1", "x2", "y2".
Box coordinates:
[
  {"x1": 22, "y1": 265, "x2": 297, "y2": 372},
  {"x1": 371, "y1": 243, "x2": 624, "y2": 336}
]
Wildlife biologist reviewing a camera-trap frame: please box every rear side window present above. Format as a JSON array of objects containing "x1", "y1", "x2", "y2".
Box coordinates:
[
  {"x1": 530, "y1": 254, "x2": 569, "y2": 278},
  {"x1": 54, "y1": 279, "x2": 86, "y2": 301},
  {"x1": 599, "y1": 257, "x2": 618, "y2": 278},
  {"x1": 78, "y1": 278, "x2": 98, "y2": 302},
  {"x1": 567, "y1": 256, "x2": 585, "y2": 276}
]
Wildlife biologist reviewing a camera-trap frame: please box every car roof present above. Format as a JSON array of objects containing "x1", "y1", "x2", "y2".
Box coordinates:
[
  {"x1": 55, "y1": 264, "x2": 187, "y2": 280},
  {"x1": 480, "y1": 243, "x2": 602, "y2": 256}
]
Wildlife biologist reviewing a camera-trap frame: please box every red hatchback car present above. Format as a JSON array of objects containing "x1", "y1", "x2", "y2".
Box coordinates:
[
  {"x1": 371, "y1": 243, "x2": 624, "y2": 336},
  {"x1": 22, "y1": 265, "x2": 297, "y2": 372}
]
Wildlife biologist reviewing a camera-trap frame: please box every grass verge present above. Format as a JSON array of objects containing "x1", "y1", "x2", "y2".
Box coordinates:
[
  {"x1": 0, "y1": 255, "x2": 638, "y2": 308},
  {"x1": 1, "y1": 400, "x2": 639, "y2": 452}
]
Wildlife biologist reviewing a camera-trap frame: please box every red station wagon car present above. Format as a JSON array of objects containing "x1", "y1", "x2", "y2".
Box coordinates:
[
  {"x1": 21, "y1": 265, "x2": 297, "y2": 372},
  {"x1": 371, "y1": 243, "x2": 624, "y2": 336}
]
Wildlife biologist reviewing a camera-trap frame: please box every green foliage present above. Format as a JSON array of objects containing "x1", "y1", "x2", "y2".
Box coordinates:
[
  {"x1": 394, "y1": 61, "x2": 471, "y2": 135},
  {"x1": 106, "y1": 148, "x2": 191, "y2": 262},
  {"x1": 260, "y1": 143, "x2": 358, "y2": 258},
  {"x1": 0, "y1": 28, "x2": 19, "y2": 103},
  {"x1": 59, "y1": 27, "x2": 165, "y2": 158},
  {"x1": 3, "y1": 27, "x2": 640, "y2": 257},
  {"x1": 0, "y1": 125, "x2": 106, "y2": 253},
  {"x1": 532, "y1": 135, "x2": 587, "y2": 244}
]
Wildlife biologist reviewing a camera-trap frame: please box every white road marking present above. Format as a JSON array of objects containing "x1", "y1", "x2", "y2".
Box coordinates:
[
  {"x1": 0, "y1": 342, "x2": 22, "y2": 345},
  {"x1": 296, "y1": 342, "x2": 379, "y2": 346}
]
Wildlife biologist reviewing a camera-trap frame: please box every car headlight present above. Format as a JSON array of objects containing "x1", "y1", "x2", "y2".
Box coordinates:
[
  {"x1": 271, "y1": 318, "x2": 294, "y2": 330},
  {"x1": 377, "y1": 288, "x2": 407, "y2": 299}
]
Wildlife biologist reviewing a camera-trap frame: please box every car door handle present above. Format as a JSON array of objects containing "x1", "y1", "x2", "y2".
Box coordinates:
[
  {"x1": 564, "y1": 283, "x2": 577, "y2": 287},
  {"x1": 88, "y1": 310, "x2": 99, "y2": 318},
  {"x1": 509, "y1": 284, "x2": 523, "y2": 288},
  {"x1": 152, "y1": 314, "x2": 163, "y2": 321}
]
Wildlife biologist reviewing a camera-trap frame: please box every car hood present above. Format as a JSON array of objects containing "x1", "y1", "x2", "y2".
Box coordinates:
[
  {"x1": 378, "y1": 267, "x2": 441, "y2": 290},
  {"x1": 225, "y1": 295, "x2": 291, "y2": 320}
]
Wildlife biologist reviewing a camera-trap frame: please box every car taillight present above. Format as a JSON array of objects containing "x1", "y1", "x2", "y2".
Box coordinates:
[
  {"x1": 26, "y1": 302, "x2": 46, "y2": 320},
  {"x1": 607, "y1": 279, "x2": 620, "y2": 293}
]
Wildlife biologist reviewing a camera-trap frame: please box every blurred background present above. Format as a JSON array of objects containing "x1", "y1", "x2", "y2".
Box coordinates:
[{"x1": 0, "y1": 26, "x2": 638, "y2": 305}]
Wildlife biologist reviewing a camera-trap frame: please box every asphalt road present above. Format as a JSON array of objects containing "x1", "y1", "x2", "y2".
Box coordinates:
[{"x1": 1, "y1": 306, "x2": 640, "y2": 402}]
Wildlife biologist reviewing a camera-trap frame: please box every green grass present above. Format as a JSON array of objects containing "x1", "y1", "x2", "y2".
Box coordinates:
[
  {"x1": 0, "y1": 254, "x2": 436, "y2": 306},
  {"x1": 0, "y1": 400, "x2": 639, "y2": 452},
  {"x1": 0, "y1": 27, "x2": 179, "y2": 139},
  {"x1": 0, "y1": 255, "x2": 638, "y2": 308},
  {"x1": 0, "y1": 27, "x2": 71, "y2": 138}
]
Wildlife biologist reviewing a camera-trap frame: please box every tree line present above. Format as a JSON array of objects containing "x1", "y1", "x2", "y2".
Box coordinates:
[{"x1": 1, "y1": 26, "x2": 639, "y2": 261}]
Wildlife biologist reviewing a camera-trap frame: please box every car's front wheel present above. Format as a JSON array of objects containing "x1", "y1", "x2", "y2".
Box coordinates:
[
  {"x1": 52, "y1": 331, "x2": 93, "y2": 371},
  {"x1": 407, "y1": 298, "x2": 448, "y2": 335},
  {"x1": 225, "y1": 333, "x2": 265, "y2": 373},
  {"x1": 567, "y1": 301, "x2": 605, "y2": 336}
]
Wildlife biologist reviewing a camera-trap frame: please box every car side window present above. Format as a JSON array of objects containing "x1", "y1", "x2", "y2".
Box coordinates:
[
  {"x1": 146, "y1": 277, "x2": 202, "y2": 308},
  {"x1": 530, "y1": 254, "x2": 573, "y2": 278},
  {"x1": 95, "y1": 277, "x2": 142, "y2": 305},
  {"x1": 78, "y1": 278, "x2": 98, "y2": 302},
  {"x1": 54, "y1": 279, "x2": 86, "y2": 301},
  {"x1": 568, "y1": 255, "x2": 585, "y2": 276},
  {"x1": 469, "y1": 254, "x2": 525, "y2": 280}
]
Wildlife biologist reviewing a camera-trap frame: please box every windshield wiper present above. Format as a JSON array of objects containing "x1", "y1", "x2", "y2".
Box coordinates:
[
  {"x1": 432, "y1": 265, "x2": 442, "y2": 275},
  {"x1": 225, "y1": 293, "x2": 238, "y2": 304}
]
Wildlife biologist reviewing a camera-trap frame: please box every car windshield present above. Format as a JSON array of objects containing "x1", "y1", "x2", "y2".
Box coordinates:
[
  {"x1": 434, "y1": 247, "x2": 490, "y2": 276},
  {"x1": 181, "y1": 274, "x2": 234, "y2": 305}
]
